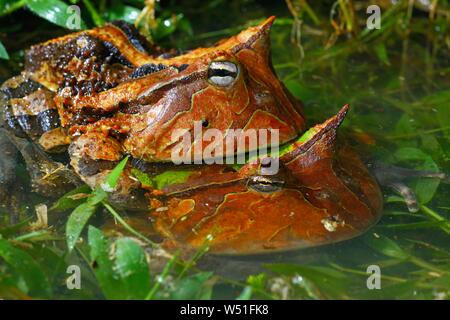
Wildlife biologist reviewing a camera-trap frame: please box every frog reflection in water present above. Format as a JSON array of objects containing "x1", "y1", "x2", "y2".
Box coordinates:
[{"x1": 0, "y1": 17, "x2": 446, "y2": 254}]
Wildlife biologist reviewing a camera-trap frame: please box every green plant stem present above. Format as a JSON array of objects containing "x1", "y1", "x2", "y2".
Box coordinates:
[
  {"x1": 145, "y1": 253, "x2": 178, "y2": 300},
  {"x1": 386, "y1": 126, "x2": 450, "y2": 139},
  {"x1": 408, "y1": 256, "x2": 449, "y2": 274},
  {"x1": 300, "y1": 0, "x2": 320, "y2": 26},
  {"x1": 13, "y1": 230, "x2": 57, "y2": 242},
  {"x1": 330, "y1": 263, "x2": 407, "y2": 282},
  {"x1": 420, "y1": 205, "x2": 450, "y2": 235},
  {"x1": 177, "y1": 242, "x2": 209, "y2": 280},
  {"x1": 338, "y1": 0, "x2": 353, "y2": 32},
  {"x1": 102, "y1": 201, "x2": 157, "y2": 246},
  {"x1": 0, "y1": 0, "x2": 26, "y2": 17},
  {"x1": 82, "y1": 0, "x2": 104, "y2": 26}
]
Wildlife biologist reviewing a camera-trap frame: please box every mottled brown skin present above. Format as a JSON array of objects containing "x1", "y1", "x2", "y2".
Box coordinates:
[{"x1": 0, "y1": 17, "x2": 383, "y2": 254}]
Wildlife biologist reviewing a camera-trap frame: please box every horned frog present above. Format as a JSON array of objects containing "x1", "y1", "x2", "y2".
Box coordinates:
[{"x1": 1, "y1": 17, "x2": 444, "y2": 254}]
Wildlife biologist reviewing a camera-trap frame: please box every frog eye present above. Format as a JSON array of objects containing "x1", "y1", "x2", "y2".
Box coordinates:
[
  {"x1": 208, "y1": 61, "x2": 239, "y2": 87},
  {"x1": 248, "y1": 176, "x2": 284, "y2": 193}
]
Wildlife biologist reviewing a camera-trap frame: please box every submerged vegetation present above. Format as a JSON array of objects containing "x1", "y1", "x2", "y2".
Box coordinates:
[{"x1": 0, "y1": 0, "x2": 449, "y2": 299}]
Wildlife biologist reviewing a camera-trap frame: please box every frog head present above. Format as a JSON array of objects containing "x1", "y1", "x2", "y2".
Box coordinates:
[{"x1": 119, "y1": 16, "x2": 306, "y2": 162}]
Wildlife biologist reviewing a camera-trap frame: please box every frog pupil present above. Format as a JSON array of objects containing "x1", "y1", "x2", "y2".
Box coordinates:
[
  {"x1": 248, "y1": 176, "x2": 284, "y2": 193},
  {"x1": 208, "y1": 68, "x2": 236, "y2": 78},
  {"x1": 208, "y1": 61, "x2": 239, "y2": 87}
]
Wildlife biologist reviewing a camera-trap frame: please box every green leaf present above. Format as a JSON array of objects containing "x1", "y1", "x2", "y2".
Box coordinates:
[
  {"x1": 132, "y1": 168, "x2": 194, "y2": 190},
  {"x1": 171, "y1": 272, "x2": 214, "y2": 300},
  {"x1": 65, "y1": 157, "x2": 131, "y2": 251},
  {"x1": 377, "y1": 281, "x2": 418, "y2": 299},
  {"x1": 247, "y1": 273, "x2": 266, "y2": 291},
  {"x1": 384, "y1": 220, "x2": 450, "y2": 230},
  {"x1": 26, "y1": 0, "x2": 86, "y2": 29},
  {"x1": 236, "y1": 286, "x2": 252, "y2": 300},
  {"x1": 374, "y1": 43, "x2": 390, "y2": 65},
  {"x1": 0, "y1": 0, "x2": 26, "y2": 17},
  {"x1": 50, "y1": 184, "x2": 92, "y2": 212},
  {"x1": 0, "y1": 239, "x2": 51, "y2": 298},
  {"x1": 131, "y1": 168, "x2": 154, "y2": 188},
  {"x1": 89, "y1": 187, "x2": 108, "y2": 204},
  {"x1": 364, "y1": 234, "x2": 409, "y2": 260},
  {"x1": 0, "y1": 40, "x2": 9, "y2": 59},
  {"x1": 82, "y1": 0, "x2": 104, "y2": 26},
  {"x1": 88, "y1": 227, "x2": 151, "y2": 299},
  {"x1": 88, "y1": 226, "x2": 126, "y2": 299},
  {"x1": 434, "y1": 103, "x2": 450, "y2": 139},
  {"x1": 66, "y1": 200, "x2": 99, "y2": 251},
  {"x1": 152, "y1": 13, "x2": 192, "y2": 41},
  {"x1": 279, "y1": 127, "x2": 318, "y2": 155},
  {"x1": 101, "y1": 156, "x2": 129, "y2": 191},
  {"x1": 113, "y1": 237, "x2": 151, "y2": 299},
  {"x1": 107, "y1": 4, "x2": 140, "y2": 24},
  {"x1": 153, "y1": 170, "x2": 193, "y2": 190},
  {"x1": 393, "y1": 114, "x2": 416, "y2": 137},
  {"x1": 284, "y1": 80, "x2": 317, "y2": 101},
  {"x1": 0, "y1": 218, "x2": 32, "y2": 238}
]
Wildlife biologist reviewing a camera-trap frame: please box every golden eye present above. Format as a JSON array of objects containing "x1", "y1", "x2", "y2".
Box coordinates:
[{"x1": 207, "y1": 61, "x2": 239, "y2": 87}]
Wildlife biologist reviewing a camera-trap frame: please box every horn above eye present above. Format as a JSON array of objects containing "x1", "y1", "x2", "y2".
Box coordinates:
[{"x1": 208, "y1": 61, "x2": 239, "y2": 87}]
